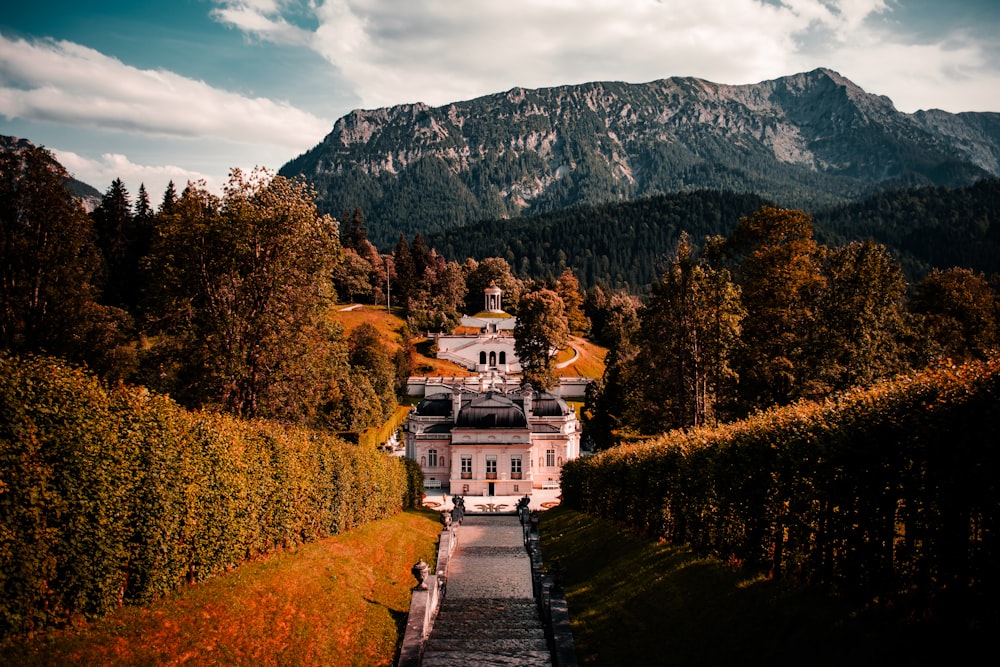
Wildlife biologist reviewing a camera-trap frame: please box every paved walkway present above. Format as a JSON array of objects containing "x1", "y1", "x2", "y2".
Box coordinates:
[
  {"x1": 421, "y1": 515, "x2": 550, "y2": 667},
  {"x1": 421, "y1": 488, "x2": 563, "y2": 514}
]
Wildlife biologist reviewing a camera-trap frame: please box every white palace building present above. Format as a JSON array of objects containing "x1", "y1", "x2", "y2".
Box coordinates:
[
  {"x1": 404, "y1": 384, "x2": 581, "y2": 496},
  {"x1": 404, "y1": 283, "x2": 582, "y2": 496}
]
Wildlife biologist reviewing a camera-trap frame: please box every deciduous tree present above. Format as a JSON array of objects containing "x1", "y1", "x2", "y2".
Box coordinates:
[
  {"x1": 910, "y1": 267, "x2": 998, "y2": 363},
  {"x1": 817, "y1": 240, "x2": 910, "y2": 389},
  {"x1": 633, "y1": 233, "x2": 743, "y2": 430},
  {"x1": 144, "y1": 169, "x2": 344, "y2": 419},
  {"x1": 514, "y1": 288, "x2": 569, "y2": 390},
  {"x1": 731, "y1": 207, "x2": 826, "y2": 407}
]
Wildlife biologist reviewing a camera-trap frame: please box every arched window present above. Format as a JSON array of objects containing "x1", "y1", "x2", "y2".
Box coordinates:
[
  {"x1": 499, "y1": 351, "x2": 506, "y2": 364},
  {"x1": 479, "y1": 351, "x2": 487, "y2": 365},
  {"x1": 489, "y1": 351, "x2": 497, "y2": 366}
]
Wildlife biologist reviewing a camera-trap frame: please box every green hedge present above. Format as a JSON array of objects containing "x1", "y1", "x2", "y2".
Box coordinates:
[
  {"x1": 0, "y1": 354, "x2": 418, "y2": 639},
  {"x1": 562, "y1": 359, "x2": 1000, "y2": 610},
  {"x1": 359, "y1": 405, "x2": 411, "y2": 449}
]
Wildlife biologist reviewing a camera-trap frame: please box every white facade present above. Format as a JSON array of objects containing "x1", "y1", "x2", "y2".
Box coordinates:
[
  {"x1": 434, "y1": 283, "x2": 519, "y2": 373},
  {"x1": 406, "y1": 386, "x2": 580, "y2": 495}
]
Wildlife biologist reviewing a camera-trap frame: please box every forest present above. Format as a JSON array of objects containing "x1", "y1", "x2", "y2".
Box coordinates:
[
  {"x1": 427, "y1": 179, "x2": 1000, "y2": 292},
  {"x1": 2, "y1": 144, "x2": 999, "y2": 639},
  {"x1": 2, "y1": 145, "x2": 998, "y2": 437}
]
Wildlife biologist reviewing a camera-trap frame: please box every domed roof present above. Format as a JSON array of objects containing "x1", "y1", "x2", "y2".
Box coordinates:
[
  {"x1": 415, "y1": 393, "x2": 453, "y2": 417},
  {"x1": 455, "y1": 391, "x2": 527, "y2": 428},
  {"x1": 531, "y1": 391, "x2": 572, "y2": 417}
]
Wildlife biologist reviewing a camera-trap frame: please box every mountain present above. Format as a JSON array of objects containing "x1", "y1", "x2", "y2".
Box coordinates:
[
  {"x1": 1, "y1": 135, "x2": 103, "y2": 210},
  {"x1": 280, "y1": 68, "x2": 1000, "y2": 248}
]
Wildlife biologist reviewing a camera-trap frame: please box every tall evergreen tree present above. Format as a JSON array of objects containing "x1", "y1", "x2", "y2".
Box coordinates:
[
  {"x1": 0, "y1": 147, "x2": 134, "y2": 379},
  {"x1": 92, "y1": 178, "x2": 134, "y2": 308},
  {"x1": 159, "y1": 180, "x2": 178, "y2": 215},
  {"x1": 341, "y1": 206, "x2": 368, "y2": 251},
  {"x1": 556, "y1": 268, "x2": 590, "y2": 335},
  {"x1": 392, "y1": 232, "x2": 416, "y2": 310}
]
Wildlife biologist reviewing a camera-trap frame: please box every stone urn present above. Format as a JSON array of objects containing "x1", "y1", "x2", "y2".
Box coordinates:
[{"x1": 411, "y1": 558, "x2": 429, "y2": 590}]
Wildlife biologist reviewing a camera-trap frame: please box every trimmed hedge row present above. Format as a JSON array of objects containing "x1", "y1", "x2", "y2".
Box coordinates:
[
  {"x1": 562, "y1": 359, "x2": 1000, "y2": 610},
  {"x1": 359, "y1": 404, "x2": 412, "y2": 449},
  {"x1": 0, "y1": 354, "x2": 417, "y2": 639}
]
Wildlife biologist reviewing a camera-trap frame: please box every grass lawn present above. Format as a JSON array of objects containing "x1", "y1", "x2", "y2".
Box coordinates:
[
  {"x1": 4, "y1": 509, "x2": 442, "y2": 666},
  {"x1": 555, "y1": 336, "x2": 607, "y2": 379},
  {"x1": 541, "y1": 505, "x2": 987, "y2": 666}
]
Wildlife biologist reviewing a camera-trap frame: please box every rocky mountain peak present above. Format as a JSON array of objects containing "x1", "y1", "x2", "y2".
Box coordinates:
[{"x1": 280, "y1": 70, "x2": 1000, "y2": 247}]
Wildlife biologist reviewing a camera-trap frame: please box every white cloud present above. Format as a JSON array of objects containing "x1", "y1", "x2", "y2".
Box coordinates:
[
  {"x1": 211, "y1": 0, "x2": 1000, "y2": 113},
  {"x1": 211, "y1": 0, "x2": 315, "y2": 45},
  {"x1": 0, "y1": 33, "x2": 331, "y2": 151},
  {"x1": 52, "y1": 150, "x2": 217, "y2": 204}
]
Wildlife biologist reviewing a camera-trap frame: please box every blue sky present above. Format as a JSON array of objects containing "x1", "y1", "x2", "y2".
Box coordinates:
[{"x1": 2, "y1": 1, "x2": 998, "y2": 201}]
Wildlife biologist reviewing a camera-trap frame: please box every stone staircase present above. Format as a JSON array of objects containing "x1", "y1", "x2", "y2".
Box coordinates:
[
  {"x1": 421, "y1": 597, "x2": 550, "y2": 666},
  {"x1": 418, "y1": 516, "x2": 552, "y2": 667}
]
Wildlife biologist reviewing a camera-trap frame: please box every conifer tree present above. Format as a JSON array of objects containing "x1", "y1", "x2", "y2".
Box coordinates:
[
  {"x1": 0, "y1": 147, "x2": 134, "y2": 379},
  {"x1": 159, "y1": 180, "x2": 178, "y2": 215},
  {"x1": 556, "y1": 268, "x2": 590, "y2": 335},
  {"x1": 92, "y1": 178, "x2": 135, "y2": 309}
]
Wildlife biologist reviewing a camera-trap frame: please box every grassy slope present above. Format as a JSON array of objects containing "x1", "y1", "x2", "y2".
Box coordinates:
[
  {"x1": 541, "y1": 506, "x2": 984, "y2": 667},
  {"x1": 4, "y1": 509, "x2": 442, "y2": 667}
]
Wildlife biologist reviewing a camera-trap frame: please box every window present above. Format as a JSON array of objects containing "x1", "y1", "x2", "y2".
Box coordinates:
[
  {"x1": 546, "y1": 449, "x2": 555, "y2": 467},
  {"x1": 485, "y1": 455, "x2": 497, "y2": 480},
  {"x1": 510, "y1": 455, "x2": 522, "y2": 480},
  {"x1": 461, "y1": 456, "x2": 472, "y2": 480},
  {"x1": 499, "y1": 351, "x2": 506, "y2": 365},
  {"x1": 479, "y1": 351, "x2": 487, "y2": 365},
  {"x1": 428, "y1": 449, "x2": 438, "y2": 467}
]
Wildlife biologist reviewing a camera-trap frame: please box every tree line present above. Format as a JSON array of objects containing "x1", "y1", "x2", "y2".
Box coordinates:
[
  {"x1": 0, "y1": 148, "x2": 405, "y2": 432},
  {"x1": 3, "y1": 146, "x2": 997, "y2": 440},
  {"x1": 424, "y1": 179, "x2": 1000, "y2": 293},
  {"x1": 584, "y1": 206, "x2": 1000, "y2": 444}
]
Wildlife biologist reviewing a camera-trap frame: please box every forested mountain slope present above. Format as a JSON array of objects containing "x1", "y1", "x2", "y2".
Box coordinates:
[
  {"x1": 280, "y1": 68, "x2": 1000, "y2": 247},
  {"x1": 428, "y1": 180, "x2": 1000, "y2": 291}
]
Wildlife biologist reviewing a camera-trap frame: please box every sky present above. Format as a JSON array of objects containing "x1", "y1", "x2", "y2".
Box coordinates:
[{"x1": 2, "y1": 0, "x2": 999, "y2": 202}]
